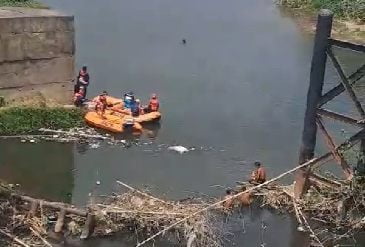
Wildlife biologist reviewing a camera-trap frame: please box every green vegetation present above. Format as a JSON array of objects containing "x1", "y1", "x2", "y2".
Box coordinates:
[
  {"x1": 0, "y1": 0, "x2": 47, "y2": 9},
  {"x1": 279, "y1": 0, "x2": 365, "y2": 22},
  {"x1": 0, "y1": 107, "x2": 85, "y2": 135}
]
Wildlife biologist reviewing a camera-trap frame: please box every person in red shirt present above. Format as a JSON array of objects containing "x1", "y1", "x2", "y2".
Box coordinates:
[
  {"x1": 147, "y1": 93, "x2": 160, "y2": 112},
  {"x1": 73, "y1": 87, "x2": 85, "y2": 107}
]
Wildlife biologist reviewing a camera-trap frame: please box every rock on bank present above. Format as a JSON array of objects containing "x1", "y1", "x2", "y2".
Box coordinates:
[{"x1": 0, "y1": 7, "x2": 75, "y2": 105}]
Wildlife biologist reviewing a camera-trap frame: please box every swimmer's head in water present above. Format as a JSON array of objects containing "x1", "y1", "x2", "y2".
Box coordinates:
[{"x1": 254, "y1": 161, "x2": 261, "y2": 167}]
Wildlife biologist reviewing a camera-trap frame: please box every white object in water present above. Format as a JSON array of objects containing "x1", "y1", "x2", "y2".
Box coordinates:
[
  {"x1": 29, "y1": 139, "x2": 35, "y2": 143},
  {"x1": 96, "y1": 180, "x2": 101, "y2": 185},
  {"x1": 21, "y1": 140, "x2": 26, "y2": 143},
  {"x1": 297, "y1": 225, "x2": 306, "y2": 232},
  {"x1": 168, "y1": 145, "x2": 189, "y2": 154},
  {"x1": 90, "y1": 143, "x2": 100, "y2": 149}
]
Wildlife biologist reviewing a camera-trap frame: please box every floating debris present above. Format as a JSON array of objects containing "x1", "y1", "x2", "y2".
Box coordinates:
[
  {"x1": 168, "y1": 145, "x2": 189, "y2": 154},
  {"x1": 90, "y1": 143, "x2": 100, "y2": 149}
]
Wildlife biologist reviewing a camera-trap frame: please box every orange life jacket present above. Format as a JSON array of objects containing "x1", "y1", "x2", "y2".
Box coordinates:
[
  {"x1": 149, "y1": 99, "x2": 159, "y2": 111},
  {"x1": 95, "y1": 96, "x2": 107, "y2": 111}
]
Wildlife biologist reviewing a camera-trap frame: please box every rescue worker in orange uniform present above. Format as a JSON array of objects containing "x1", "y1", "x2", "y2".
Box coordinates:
[
  {"x1": 147, "y1": 93, "x2": 159, "y2": 112},
  {"x1": 94, "y1": 91, "x2": 108, "y2": 116},
  {"x1": 249, "y1": 161, "x2": 267, "y2": 184}
]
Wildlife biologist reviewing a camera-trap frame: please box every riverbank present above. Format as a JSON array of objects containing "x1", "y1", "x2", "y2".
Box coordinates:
[
  {"x1": 0, "y1": 107, "x2": 85, "y2": 135},
  {"x1": 278, "y1": 0, "x2": 365, "y2": 43},
  {"x1": 0, "y1": 0, "x2": 46, "y2": 8}
]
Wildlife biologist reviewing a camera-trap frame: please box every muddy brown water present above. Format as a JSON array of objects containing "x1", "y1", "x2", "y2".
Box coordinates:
[{"x1": 1, "y1": 0, "x2": 365, "y2": 246}]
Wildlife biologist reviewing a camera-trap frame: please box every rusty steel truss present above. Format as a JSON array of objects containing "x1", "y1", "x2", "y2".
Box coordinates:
[{"x1": 294, "y1": 9, "x2": 365, "y2": 198}]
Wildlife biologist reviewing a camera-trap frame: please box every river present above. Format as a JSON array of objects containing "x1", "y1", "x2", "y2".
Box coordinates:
[{"x1": 1, "y1": 0, "x2": 364, "y2": 246}]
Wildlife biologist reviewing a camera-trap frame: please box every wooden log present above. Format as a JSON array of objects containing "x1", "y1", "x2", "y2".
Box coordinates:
[
  {"x1": 28, "y1": 200, "x2": 38, "y2": 218},
  {"x1": 11, "y1": 194, "x2": 87, "y2": 217},
  {"x1": 296, "y1": 9, "x2": 334, "y2": 198},
  {"x1": 317, "y1": 108, "x2": 362, "y2": 127},
  {"x1": 80, "y1": 213, "x2": 96, "y2": 240},
  {"x1": 309, "y1": 172, "x2": 342, "y2": 188},
  {"x1": 54, "y1": 209, "x2": 66, "y2": 233},
  {"x1": 316, "y1": 118, "x2": 353, "y2": 179},
  {"x1": 327, "y1": 47, "x2": 365, "y2": 118}
]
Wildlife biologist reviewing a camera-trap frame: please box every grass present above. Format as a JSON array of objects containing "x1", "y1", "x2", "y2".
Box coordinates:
[
  {"x1": 279, "y1": 0, "x2": 365, "y2": 22},
  {"x1": 0, "y1": 0, "x2": 47, "y2": 9},
  {"x1": 0, "y1": 107, "x2": 85, "y2": 135}
]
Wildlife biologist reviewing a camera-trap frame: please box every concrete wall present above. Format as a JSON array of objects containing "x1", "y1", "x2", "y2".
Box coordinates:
[{"x1": 0, "y1": 8, "x2": 75, "y2": 104}]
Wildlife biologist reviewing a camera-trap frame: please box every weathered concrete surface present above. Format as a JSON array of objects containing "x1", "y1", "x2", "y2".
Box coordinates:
[{"x1": 0, "y1": 7, "x2": 75, "y2": 104}]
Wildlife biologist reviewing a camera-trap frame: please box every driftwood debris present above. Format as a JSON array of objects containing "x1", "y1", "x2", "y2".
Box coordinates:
[
  {"x1": 0, "y1": 151, "x2": 364, "y2": 247},
  {"x1": 0, "y1": 180, "x2": 222, "y2": 247},
  {"x1": 0, "y1": 229, "x2": 30, "y2": 247}
]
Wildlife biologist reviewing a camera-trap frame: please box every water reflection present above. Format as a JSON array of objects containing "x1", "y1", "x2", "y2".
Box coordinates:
[{"x1": 0, "y1": 140, "x2": 74, "y2": 203}]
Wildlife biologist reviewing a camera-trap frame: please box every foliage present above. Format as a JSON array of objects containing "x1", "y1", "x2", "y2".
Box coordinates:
[
  {"x1": 0, "y1": 0, "x2": 47, "y2": 8},
  {"x1": 0, "y1": 107, "x2": 85, "y2": 135},
  {"x1": 279, "y1": 0, "x2": 365, "y2": 22}
]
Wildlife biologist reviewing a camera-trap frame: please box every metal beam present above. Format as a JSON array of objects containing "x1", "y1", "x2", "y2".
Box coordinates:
[
  {"x1": 310, "y1": 129, "x2": 365, "y2": 171},
  {"x1": 327, "y1": 47, "x2": 365, "y2": 118},
  {"x1": 317, "y1": 108, "x2": 363, "y2": 127},
  {"x1": 316, "y1": 117, "x2": 353, "y2": 178},
  {"x1": 330, "y1": 39, "x2": 365, "y2": 53},
  {"x1": 318, "y1": 64, "x2": 365, "y2": 107},
  {"x1": 295, "y1": 9, "x2": 334, "y2": 198}
]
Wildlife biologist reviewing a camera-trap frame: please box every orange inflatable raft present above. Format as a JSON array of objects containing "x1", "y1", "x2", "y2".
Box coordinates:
[
  {"x1": 85, "y1": 110, "x2": 143, "y2": 133},
  {"x1": 85, "y1": 96, "x2": 161, "y2": 133}
]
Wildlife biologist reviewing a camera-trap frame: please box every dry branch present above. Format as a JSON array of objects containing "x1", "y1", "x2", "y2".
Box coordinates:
[
  {"x1": 0, "y1": 229, "x2": 30, "y2": 247},
  {"x1": 136, "y1": 157, "x2": 321, "y2": 247},
  {"x1": 29, "y1": 227, "x2": 53, "y2": 247}
]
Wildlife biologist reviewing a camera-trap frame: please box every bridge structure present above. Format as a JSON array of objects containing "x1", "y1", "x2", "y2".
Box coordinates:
[{"x1": 295, "y1": 9, "x2": 365, "y2": 197}]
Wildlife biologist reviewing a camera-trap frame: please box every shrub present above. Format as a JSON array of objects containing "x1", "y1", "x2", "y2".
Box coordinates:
[{"x1": 0, "y1": 107, "x2": 85, "y2": 135}]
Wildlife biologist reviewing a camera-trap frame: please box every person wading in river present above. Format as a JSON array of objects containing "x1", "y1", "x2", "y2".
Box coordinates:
[
  {"x1": 222, "y1": 189, "x2": 235, "y2": 210},
  {"x1": 237, "y1": 186, "x2": 253, "y2": 207},
  {"x1": 249, "y1": 161, "x2": 267, "y2": 184}
]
